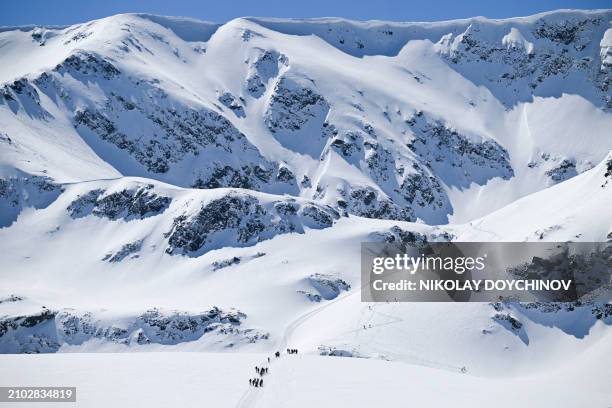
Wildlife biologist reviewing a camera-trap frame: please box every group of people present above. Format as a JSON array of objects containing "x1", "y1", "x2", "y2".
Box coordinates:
[
  {"x1": 249, "y1": 365, "x2": 269, "y2": 387},
  {"x1": 249, "y1": 378, "x2": 264, "y2": 387},
  {"x1": 255, "y1": 366, "x2": 268, "y2": 375},
  {"x1": 246, "y1": 348, "x2": 300, "y2": 388}
]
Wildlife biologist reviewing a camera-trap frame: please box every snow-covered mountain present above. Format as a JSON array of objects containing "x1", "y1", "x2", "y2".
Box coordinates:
[{"x1": 0, "y1": 9, "x2": 611, "y2": 407}]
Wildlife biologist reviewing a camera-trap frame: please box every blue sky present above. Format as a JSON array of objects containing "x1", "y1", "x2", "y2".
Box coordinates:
[{"x1": 1, "y1": 0, "x2": 610, "y2": 26}]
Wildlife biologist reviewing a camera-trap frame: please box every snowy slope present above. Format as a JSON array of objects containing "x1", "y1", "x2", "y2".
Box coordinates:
[
  {"x1": 1, "y1": 10, "x2": 611, "y2": 223},
  {"x1": 0, "y1": 8, "x2": 611, "y2": 407},
  {"x1": 1, "y1": 348, "x2": 610, "y2": 408}
]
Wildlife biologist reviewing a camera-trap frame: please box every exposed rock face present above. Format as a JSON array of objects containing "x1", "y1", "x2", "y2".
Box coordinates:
[
  {"x1": 0, "y1": 78, "x2": 50, "y2": 119},
  {"x1": 0, "y1": 175, "x2": 63, "y2": 228},
  {"x1": 406, "y1": 114, "x2": 514, "y2": 188},
  {"x1": 317, "y1": 109, "x2": 514, "y2": 223},
  {"x1": 29, "y1": 51, "x2": 288, "y2": 192},
  {"x1": 264, "y1": 75, "x2": 331, "y2": 157},
  {"x1": 492, "y1": 312, "x2": 523, "y2": 330},
  {"x1": 435, "y1": 16, "x2": 611, "y2": 107},
  {"x1": 0, "y1": 306, "x2": 267, "y2": 353},
  {"x1": 72, "y1": 102, "x2": 258, "y2": 175},
  {"x1": 545, "y1": 159, "x2": 577, "y2": 182},
  {"x1": 164, "y1": 192, "x2": 339, "y2": 256},
  {"x1": 318, "y1": 345, "x2": 358, "y2": 357},
  {"x1": 56, "y1": 51, "x2": 121, "y2": 79},
  {"x1": 192, "y1": 164, "x2": 284, "y2": 192},
  {"x1": 506, "y1": 243, "x2": 612, "y2": 301},
  {"x1": 246, "y1": 49, "x2": 288, "y2": 98},
  {"x1": 68, "y1": 185, "x2": 171, "y2": 220},
  {"x1": 218, "y1": 91, "x2": 246, "y2": 118},
  {"x1": 265, "y1": 76, "x2": 330, "y2": 133},
  {"x1": 308, "y1": 274, "x2": 351, "y2": 300},
  {"x1": 212, "y1": 256, "x2": 241, "y2": 271},
  {"x1": 490, "y1": 301, "x2": 612, "y2": 344},
  {"x1": 102, "y1": 240, "x2": 143, "y2": 262},
  {"x1": 602, "y1": 158, "x2": 612, "y2": 187},
  {"x1": 344, "y1": 187, "x2": 414, "y2": 221},
  {"x1": 297, "y1": 290, "x2": 323, "y2": 302},
  {"x1": 0, "y1": 309, "x2": 59, "y2": 353}
]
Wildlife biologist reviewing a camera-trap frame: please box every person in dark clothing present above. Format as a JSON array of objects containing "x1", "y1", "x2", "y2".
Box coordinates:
[
  {"x1": 260, "y1": 379, "x2": 264, "y2": 387},
  {"x1": 268, "y1": 357, "x2": 270, "y2": 363},
  {"x1": 249, "y1": 379, "x2": 252, "y2": 386}
]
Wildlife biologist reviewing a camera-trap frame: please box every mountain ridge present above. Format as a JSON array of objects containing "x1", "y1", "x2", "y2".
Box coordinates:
[{"x1": 0, "y1": 9, "x2": 610, "y2": 369}]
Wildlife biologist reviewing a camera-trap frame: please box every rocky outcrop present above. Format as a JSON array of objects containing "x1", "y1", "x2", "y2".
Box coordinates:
[
  {"x1": 0, "y1": 175, "x2": 62, "y2": 228},
  {"x1": 218, "y1": 91, "x2": 246, "y2": 118},
  {"x1": 307, "y1": 274, "x2": 351, "y2": 300},
  {"x1": 164, "y1": 192, "x2": 339, "y2": 256},
  {"x1": 68, "y1": 185, "x2": 171, "y2": 220},
  {"x1": 435, "y1": 16, "x2": 610, "y2": 107},
  {"x1": 28, "y1": 52, "x2": 290, "y2": 192},
  {"x1": 102, "y1": 240, "x2": 144, "y2": 262},
  {"x1": 265, "y1": 76, "x2": 329, "y2": 133},
  {"x1": 55, "y1": 51, "x2": 121, "y2": 80},
  {"x1": 246, "y1": 49, "x2": 288, "y2": 98},
  {"x1": 343, "y1": 187, "x2": 414, "y2": 221},
  {"x1": 0, "y1": 306, "x2": 266, "y2": 353},
  {"x1": 406, "y1": 114, "x2": 514, "y2": 188}
]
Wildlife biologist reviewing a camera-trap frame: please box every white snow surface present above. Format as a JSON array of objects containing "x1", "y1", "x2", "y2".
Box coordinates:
[{"x1": 0, "y1": 9, "x2": 611, "y2": 407}]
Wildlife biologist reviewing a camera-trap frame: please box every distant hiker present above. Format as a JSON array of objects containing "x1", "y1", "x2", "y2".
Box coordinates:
[
  {"x1": 265, "y1": 367, "x2": 268, "y2": 374},
  {"x1": 249, "y1": 379, "x2": 252, "y2": 386},
  {"x1": 268, "y1": 357, "x2": 270, "y2": 363},
  {"x1": 260, "y1": 379, "x2": 264, "y2": 387},
  {"x1": 275, "y1": 351, "x2": 280, "y2": 358}
]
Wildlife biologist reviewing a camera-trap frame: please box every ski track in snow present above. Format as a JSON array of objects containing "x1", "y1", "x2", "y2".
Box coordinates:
[{"x1": 236, "y1": 289, "x2": 360, "y2": 408}]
